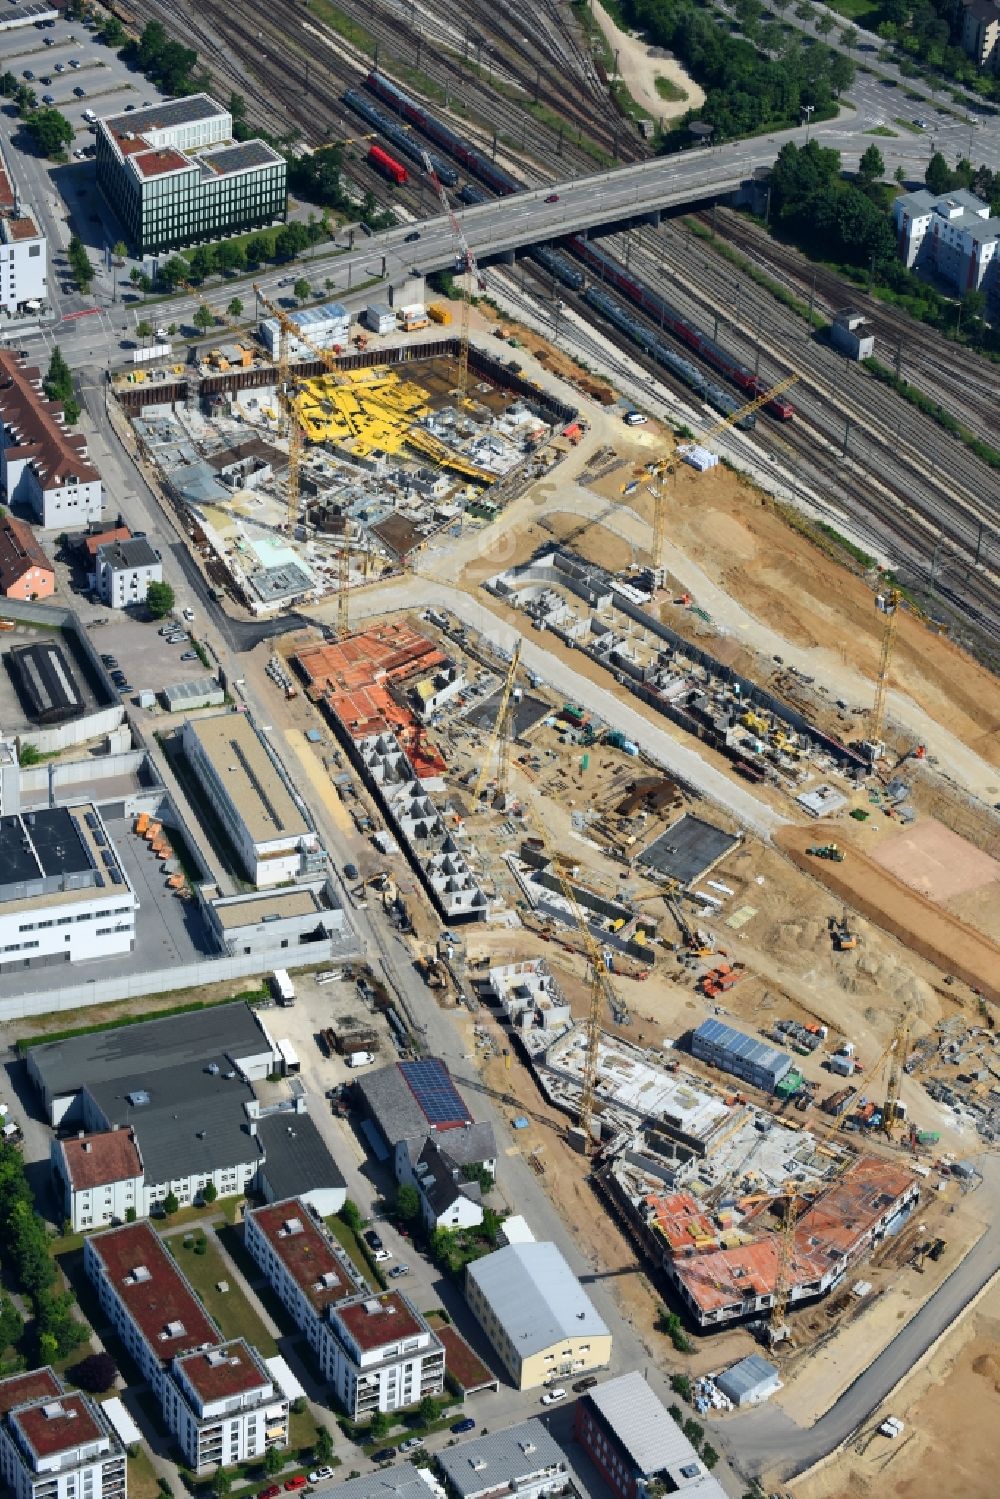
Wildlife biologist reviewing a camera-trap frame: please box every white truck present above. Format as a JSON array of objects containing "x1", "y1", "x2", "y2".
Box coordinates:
[
  {"x1": 271, "y1": 968, "x2": 295, "y2": 1006},
  {"x1": 346, "y1": 1050, "x2": 376, "y2": 1068},
  {"x1": 132, "y1": 342, "x2": 172, "y2": 364}
]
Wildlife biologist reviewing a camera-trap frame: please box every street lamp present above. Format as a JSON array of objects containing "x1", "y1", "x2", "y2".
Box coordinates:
[{"x1": 801, "y1": 103, "x2": 815, "y2": 142}]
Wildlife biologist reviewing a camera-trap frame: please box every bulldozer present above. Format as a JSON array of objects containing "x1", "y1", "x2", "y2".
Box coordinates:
[{"x1": 807, "y1": 843, "x2": 844, "y2": 862}]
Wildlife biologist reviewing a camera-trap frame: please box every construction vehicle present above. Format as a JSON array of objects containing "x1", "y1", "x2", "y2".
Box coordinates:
[
  {"x1": 829, "y1": 910, "x2": 858, "y2": 951},
  {"x1": 415, "y1": 952, "x2": 446, "y2": 989},
  {"x1": 741, "y1": 709, "x2": 770, "y2": 734},
  {"x1": 421, "y1": 149, "x2": 485, "y2": 407},
  {"x1": 807, "y1": 843, "x2": 844, "y2": 862},
  {"x1": 699, "y1": 962, "x2": 746, "y2": 998}
]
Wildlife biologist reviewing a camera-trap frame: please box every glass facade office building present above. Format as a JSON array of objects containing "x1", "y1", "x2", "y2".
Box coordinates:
[{"x1": 95, "y1": 94, "x2": 286, "y2": 256}]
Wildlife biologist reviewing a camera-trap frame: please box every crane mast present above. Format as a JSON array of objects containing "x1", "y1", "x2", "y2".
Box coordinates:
[{"x1": 421, "y1": 150, "x2": 484, "y2": 407}]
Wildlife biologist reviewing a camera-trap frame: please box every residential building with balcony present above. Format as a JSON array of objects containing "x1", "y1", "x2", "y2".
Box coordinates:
[
  {"x1": 244, "y1": 1200, "x2": 363, "y2": 1361},
  {"x1": 0, "y1": 1369, "x2": 126, "y2": 1499},
  {"x1": 324, "y1": 1292, "x2": 445, "y2": 1418},
  {"x1": 165, "y1": 1341, "x2": 288, "y2": 1472}
]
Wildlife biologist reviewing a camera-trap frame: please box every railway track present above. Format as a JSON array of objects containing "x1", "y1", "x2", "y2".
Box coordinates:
[{"x1": 701, "y1": 208, "x2": 999, "y2": 443}]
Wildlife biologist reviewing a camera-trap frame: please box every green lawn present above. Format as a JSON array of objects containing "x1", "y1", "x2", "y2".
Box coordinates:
[
  {"x1": 655, "y1": 76, "x2": 688, "y2": 104},
  {"x1": 306, "y1": 0, "x2": 376, "y2": 52},
  {"x1": 126, "y1": 1446, "x2": 161, "y2": 1499},
  {"x1": 823, "y1": 0, "x2": 881, "y2": 21},
  {"x1": 166, "y1": 1232, "x2": 278, "y2": 1357}
]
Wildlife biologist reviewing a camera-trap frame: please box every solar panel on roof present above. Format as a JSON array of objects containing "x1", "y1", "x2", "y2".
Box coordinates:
[
  {"x1": 399, "y1": 1059, "x2": 470, "y2": 1127},
  {"x1": 94, "y1": 830, "x2": 107, "y2": 847},
  {"x1": 110, "y1": 870, "x2": 123, "y2": 885},
  {"x1": 101, "y1": 849, "x2": 115, "y2": 867},
  {"x1": 85, "y1": 812, "x2": 98, "y2": 830}
]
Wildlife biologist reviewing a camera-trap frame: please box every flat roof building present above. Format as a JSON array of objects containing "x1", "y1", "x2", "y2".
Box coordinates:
[
  {"x1": 244, "y1": 1199, "x2": 365, "y2": 1358},
  {"x1": 0, "y1": 1368, "x2": 126, "y2": 1499},
  {"x1": 0, "y1": 352, "x2": 101, "y2": 529},
  {"x1": 325, "y1": 1291, "x2": 445, "y2": 1417},
  {"x1": 84, "y1": 1225, "x2": 289, "y2": 1471},
  {"x1": 0, "y1": 804, "x2": 137, "y2": 975},
  {"x1": 95, "y1": 94, "x2": 286, "y2": 256},
  {"x1": 691, "y1": 1017, "x2": 792, "y2": 1093},
  {"x1": 0, "y1": 144, "x2": 47, "y2": 319},
  {"x1": 181, "y1": 712, "x2": 323, "y2": 887},
  {"x1": 574, "y1": 1372, "x2": 726, "y2": 1499},
  {"x1": 715, "y1": 1354, "x2": 780, "y2": 1408},
  {"x1": 892, "y1": 186, "x2": 1000, "y2": 294},
  {"x1": 465, "y1": 1241, "x2": 611, "y2": 1390}
]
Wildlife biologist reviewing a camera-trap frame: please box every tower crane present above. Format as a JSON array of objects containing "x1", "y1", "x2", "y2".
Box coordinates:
[
  {"x1": 882, "y1": 1011, "x2": 911, "y2": 1139},
  {"x1": 869, "y1": 586, "x2": 901, "y2": 763},
  {"x1": 421, "y1": 149, "x2": 485, "y2": 408},
  {"x1": 252, "y1": 283, "x2": 312, "y2": 537},
  {"x1": 473, "y1": 643, "x2": 522, "y2": 805},
  {"x1": 646, "y1": 374, "x2": 799, "y2": 574},
  {"x1": 769, "y1": 1180, "x2": 803, "y2": 1346}
]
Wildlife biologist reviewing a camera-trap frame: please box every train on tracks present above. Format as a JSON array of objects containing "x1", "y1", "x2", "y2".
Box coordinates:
[
  {"x1": 367, "y1": 143, "x2": 408, "y2": 185},
  {"x1": 344, "y1": 89, "x2": 458, "y2": 187},
  {"x1": 370, "y1": 68, "x2": 793, "y2": 421}
]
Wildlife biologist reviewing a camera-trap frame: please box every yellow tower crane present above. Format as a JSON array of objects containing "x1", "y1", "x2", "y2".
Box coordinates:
[
  {"x1": 252, "y1": 284, "x2": 312, "y2": 537},
  {"x1": 769, "y1": 1181, "x2": 803, "y2": 1347},
  {"x1": 336, "y1": 546, "x2": 351, "y2": 638},
  {"x1": 421, "y1": 150, "x2": 485, "y2": 408},
  {"x1": 473, "y1": 642, "x2": 522, "y2": 805},
  {"x1": 882, "y1": 1012, "x2": 911, "y2": 1139},
  {"x1": 869, "y1": 587, "x2": 901, "y2": 763}
]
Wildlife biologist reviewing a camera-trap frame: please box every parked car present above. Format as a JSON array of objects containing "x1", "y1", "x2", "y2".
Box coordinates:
[
  {"x1": 545, "y1": 192, "x2": 559, "y2": 203},
  {"x1": 43, "y1": 95, "x2": 55, "y2": 104},
  {"x1": 450, "y1": 1418, "x2": 476, "y2": 1434},
  {"x1": 572, "y1": 1376, "x2": 598, "y2": 1393},
  {"x1": 69, "y1": 58, "x2": 82, "y2": 68},
  {"x1": 343, "y1": 862, "x2": 359, "y2": 881},
  {"x1": 100, "y1": 654, "x2": 117, "y2": 666},
  {"x1": 399, "y1": 1437, "x2": 423, "y2": 1453},
  {"x1": 182, "y1": 606, "x2": 195, "y2": 620},
  {"x1": 166, "y1": 631, "x2": 188, "y2": 644},
  {"x1": 307, "y1": 1471, "x2": 334, "y2": 1485},
  {"x1": 259, "y1": 1487, "x2": 281, "y2": 1499},
  {"x1": 55, "y1": 62, "x2": 66, "y2": 72},
  {"x1": 73, "y1": 86, "x2": 86, "y2": 97},
  {"x1": 180, "y1": 650, "x2": 198, "y2": 660},
  {"x1": 541, "y1": 1388, "x2": 567, "y2": 1405},
  {"x1": 363, "y1": 1229, "x2": 383, "y2": 1251},
  {"x1": 373, "y1": 1248, "x2": 392, "y2": 1263},
  {"x1": 283, "y1": 1478, "x2": 307, "y2": 1492},
  {"x1": 388, "y1": 1264, "x2": 409, "y2": 1278},
  {"x1": 404, "y1": 230, "x2": 420, "y2": 242},
  {"x1": 371, "y1": 1450, "x2": 396, "y2": 1465}
]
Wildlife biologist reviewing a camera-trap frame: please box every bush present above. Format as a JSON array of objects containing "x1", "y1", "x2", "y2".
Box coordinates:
[
  {"x1": 657, "y1": 1308, "x2": 692, "y2": 1354},
  {"x1": 670, "y1": 1373, "x2": 691, "y2": 1401}
]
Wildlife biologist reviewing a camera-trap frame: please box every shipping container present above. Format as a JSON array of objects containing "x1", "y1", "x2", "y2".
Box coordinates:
[{"x1": 427, "y1": 303, "x2": 451, "y2": 325}]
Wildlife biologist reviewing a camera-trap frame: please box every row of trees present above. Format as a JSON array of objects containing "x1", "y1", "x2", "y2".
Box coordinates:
[
  {"x1": 870, "y1": 0, "x2": 1000, "y2": 102},
  {"x1": 68, "y1": 233, "x2": 93, "y2": 294},
  {"x1": 925, "y1": 150, "x2": 1000, "y2": 216},
  {"x1": 96, "y1": 18, "x2": 206, "y2": 99},
  {"x1": 152, "y1": 219, "x2": 328, "y2": 295},
  {"x1": 0, "y1": 1141, "x2": 89, "y2": 1364},
  {"x1": 604, "y1": 0, "x2": 854, "y2": 142}
]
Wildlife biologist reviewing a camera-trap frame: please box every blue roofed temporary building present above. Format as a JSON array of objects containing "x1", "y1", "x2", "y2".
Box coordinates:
[
  {"x1": 691, "y1": 1017, "x2": 792, "y2": 1092},
  {"x1": 259, "y1": 301, "x2": 351, "y2": 358}
]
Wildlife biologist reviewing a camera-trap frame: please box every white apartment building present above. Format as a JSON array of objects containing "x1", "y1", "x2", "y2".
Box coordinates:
[
  {"x1": 244, "y1": 1202, "x2": 444, "y2": 1414},
  {"x1": 0, "y1": 352, "x2": 101, "y2": 529},
  {"x1": 0, "y1": 148, "x2": 47, "y2": 316},
  {"x1": 892, "y1": 187, "x2": 1000, "y2": 295},
  {"x1": 52, "y1": 1129, "x2": 144, "y2": 1233},
  {"x1": 85, "y1": 1224, "x2": 289, "y2": 1473},
  {"x1": 0, "y1": 806, "x2": 136, "y2": 975},
  {"x1": 244, "y1": 1200, "x2": 362, "y2": 1360},
  {"x1": 0, "y1": 1369, "x2": 125, "y2": 1499},
  {"x1": 323, "y1": 1292, "x2": 445, "y2": 1418},
  {"x1": 166, "y1": 1342, "x2": 288, "y2": 1472},
  {"x1": 94, "y1": 537, "x2": 162, "y2": 608},
  {"x1": 181, "y1": 712, "x2": 323, "y2": 887}
]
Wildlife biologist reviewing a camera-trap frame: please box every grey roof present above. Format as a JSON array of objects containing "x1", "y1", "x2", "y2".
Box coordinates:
[
  {"x1": 466, "y1": 1242, "x2": 608, "y2": 1356},
  {"x1": 96, "y1": 537, "x2": 160, "y2": 570},
  {"x1": 104, "y1": 93, "x2": 224, "y2": 136},
  {"x1": 87, "y1": 1059, "x2": 263, "y2": 1186},
  {"x1": 257, "y1": 1110, "x2": 346, "y2": 1201},
  {"x1": 583, "y1": 1372, "x2": 723, "y2": 1489},
  {"x1": 692, "y1": 1018, "x2": 791, "y2": 1081},
  {"x1": 432, "y1": 1121, "x2": 496, "y2": 1168},
  {"x1": 200, "y1": 140, "x2": 284, "y2": 176},
  {"x1": 355, "y1": 1064, "x2": 431, "y2": 1153},
  {"x1": 436, "y1": 1419, "x2": 566, "y2": 1498},
  {"x1": 895, "y1": 189, "x2": 936, "y2": 216},
  {"x1": 417, "y1": 1138, "x2": 480, "y2": 1217},
  {"x1": 30, "y1": 1002, "x2": 273, "y2": 1099},
  {"x1": 311, "y1": 1464, "x2": 427, "y2": 1499},
  {"x1": 715, "y1": 1354, "x2": 779, "y2": 1402}
]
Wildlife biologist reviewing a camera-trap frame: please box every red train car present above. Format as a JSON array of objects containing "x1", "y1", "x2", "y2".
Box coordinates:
[{"x1": 368, "y1": 144, "x2": 408, "y2": 185}]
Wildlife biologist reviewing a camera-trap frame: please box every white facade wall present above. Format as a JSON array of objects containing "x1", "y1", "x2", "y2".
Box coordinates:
[
  {"x1": 52, "y1": 1142, "x2": 144, "y2": 1233},
  {"x1": 1, "y1": 449, "x2": 102, "y2": 530},
  {"x1": 165, "y1": 1357, "x2": 288, "y2": 1472},
  {"x1": 142, "y1": 110, "x2": 231, "y2": 153},
  {"x1": 0, "y1": 233, "x2": 47, "y2": 315},
  {"x1": 325, "y1": 1309, "x2": 444, "y2": 1417},
  {"x1": 0, "y1": 891, "x2": 136, "y2": 971},
  {"x1": 96, "y1": 554, "x2": 163, "y2": 608},
  {"x1": 0, "y1": 1405, "x2": 125, "y2": 1499}
]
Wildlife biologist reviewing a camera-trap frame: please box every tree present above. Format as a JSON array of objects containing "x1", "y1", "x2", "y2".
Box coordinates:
[
  {"x1": 38, "y1": 1332, "x2": 58, "y2": 1366},
  {"x1": 815, "y1": 12, "x2": 834, "y2": 34},
  {"x1": 416, "y1": 1395, "x2": 439, "y2": 1425},
  {"x1": 0, "y1": 70, "x2": 18, "y2": 97},
  {"x1": 125, "y1": 1206, "x2": 137, "y2": 1223},
  {"x1": 895, "y1": 165, "x2": 907, "y2": 186},
  {"x1": 227, "y1": 297, "x2": 244, "y2": 321},
  {"x1": 340, "y1": 1200, "x2": 363, "y2": 1234},
  {"x1": 263, "y1": 1447, "x2": 283, "y2": 1478},
  {"x1": 146, "y1": 581, "x2": 175, "y2": 619},
  {"x1": 858, "y1": 144, "x2": 885, "y2": 186},
  {"x1": 668, "y1": 1404, "x2": 684, "y2": 1425},
  {"x1": 216, "y1": 240, "x2": 246, "y2": 275},
  {"x1": 159, "y1": 255, "x2": 189, "y2": 289},
  {"x1": 462, "y1": 1162, "x2": 494, "y2": 1193},
  {"x1": 368, "y1": 1411, "x2": 391, "y2": 1441},
  {"x1": 0, "y1": 1294, "x2": 24, "y2": 1352},
  {"x1": 669, "y1": 1373, "x2": 691, "y2": 1401},
  {"x1": 44, "y1": 346, "x2": 73, "y2": 404},
  {"x1": 702, "y1": 1445, "x2": 720, "y2": 1471},
  {"x1": 201, "y1": 1183, "x2": 218, "y2": 1204},
  {"x1": 136, "y1": 320, "x2": 153, "y2": 343},
  {"x1": 194, "y1": 304, "x2": 214, "y2": 332},
  {"x1": 112, "y1": 240, "x2": 128, "y2": 265},
  {"x1": 67, "y1": 1352, "x2": 118, "y2": 1393},
  {"x1": 211, "y1": 1468, "x2": 232, "y2": 1498},
  {"x1": 840, "y1": 25, "x2": 858, "y2": 53},
  {"x1": 244, "y1": 234, "x2": 270, "y2": 267},
  {"x1": 26, "y1": 108, "x2": 74, "y2": 158},
  {"x1": 293, "y1": 277, "x2": 311, "y2": 304},
  {"x1": 314, "y1": 1427, "x2": 334, "y2": 1466},
  {"x1": 162, "y1": 1191, "x2": 179, "y2": 1216},
  {"x1": 189, "y1": 244, "x2": 216, "y2": 282},
  {"x1": 138, "y1": 273, "x2": 152, "y2": 298},
  {"x1": 926, "y1": 150, "x2": 954, "y2": 195},
  {"x1": 395, "y1": 1185, "x2": 420, "y2": 1223},
  {"x1": 67, "y1": 234, "x2": 93, "y2": 292}
]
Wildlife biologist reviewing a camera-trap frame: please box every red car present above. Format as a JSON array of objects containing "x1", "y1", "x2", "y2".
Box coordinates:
[
  {"x1": 259, "y1": 1488, "x2": 281, "y2": 1499},
  {"x1": 545, "y1": 193, "x2": 559, "y2": 203},
  {"x1": 285, "y1": 1482, "x2": 307, "y2": 1493}
]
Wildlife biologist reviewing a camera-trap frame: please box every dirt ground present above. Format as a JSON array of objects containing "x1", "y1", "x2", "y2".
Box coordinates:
[
  {"x1": 793, "y1": 1276, "x2": 1000, "y2": 1499},
  {"x1": 775, "y1": 823, "x2": 1000, "y2": 1003}
]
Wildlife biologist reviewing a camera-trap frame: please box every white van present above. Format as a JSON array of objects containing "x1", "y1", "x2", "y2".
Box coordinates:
[{"x1": 624, "y1": 411, "x2": 647, "y2": 426}]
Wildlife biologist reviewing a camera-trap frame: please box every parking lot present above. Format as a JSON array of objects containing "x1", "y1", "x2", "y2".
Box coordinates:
[
  {"x1": 87, "y1": 606, "x2": 201, "y2": 702},
  {"x1": 0, "y1": 11, "x2": 170, "y2": 277}
]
